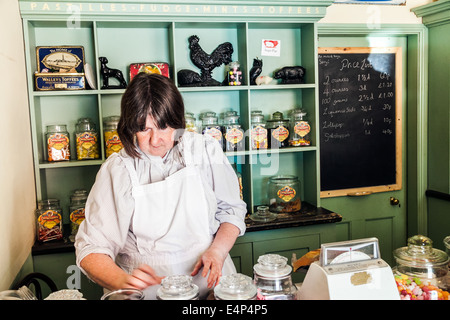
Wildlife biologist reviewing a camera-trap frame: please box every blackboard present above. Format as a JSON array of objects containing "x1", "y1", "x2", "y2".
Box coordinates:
[{"x1": 318, "y1": 47, "x2": 402, "y2": 198}]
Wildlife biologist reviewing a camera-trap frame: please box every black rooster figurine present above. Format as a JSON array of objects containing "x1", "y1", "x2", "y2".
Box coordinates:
[{"x1": 178, "y1": 35, "x2": 234, "y2": 87}]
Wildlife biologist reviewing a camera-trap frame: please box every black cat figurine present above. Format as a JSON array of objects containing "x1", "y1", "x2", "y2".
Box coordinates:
[{"x1": 249, "y1": 58, "x2": 263, "y2": 85}]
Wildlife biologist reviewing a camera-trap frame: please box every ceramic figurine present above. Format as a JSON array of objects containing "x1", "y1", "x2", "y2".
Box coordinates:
[
  {"x1": 99, "y1": 57, "x2": 127, "y2": 89},
  {"x1": 177, "y1": 69, "x2": 202, "y2": 86},
  {"x1": 249, "y1": 57, "x2": 263, "y2": 85},
  {"x1": 273, "y1": 66, "x2": 305, "y2": 84},
  {"x1": 178, "y1": 35, "x2": 234, "y2": 87},
  {"x1": 255, "y1": 75, "x2": 273, "y2": 85}
]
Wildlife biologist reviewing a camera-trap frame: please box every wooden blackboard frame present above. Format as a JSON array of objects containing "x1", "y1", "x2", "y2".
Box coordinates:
[{"x1": 318, "y1": 47, "x2": 402, "y2": 198}]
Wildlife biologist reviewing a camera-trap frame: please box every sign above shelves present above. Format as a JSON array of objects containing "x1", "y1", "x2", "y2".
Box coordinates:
[{"x1": 19, "y1": 0, "x2": 333, "y2": 21}]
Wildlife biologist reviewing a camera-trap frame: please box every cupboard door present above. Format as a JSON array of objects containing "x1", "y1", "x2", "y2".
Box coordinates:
[{"x1": 229, "y1": 242, "x2": 253, "y2": 277}]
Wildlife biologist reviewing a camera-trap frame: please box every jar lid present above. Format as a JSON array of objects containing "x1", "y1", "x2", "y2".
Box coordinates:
[
  {"x1": 199, "y1": 112, "x2": 216, "y2": 120},
  {"x1": 46, "y1": 124, "x2": 67, "y2": 133},
  {"x1": 202, "y1": 116, "x2": 218, "y2": 125},
  {"x1": 393, "y1": 235, "x2": 449, "y2": 268},
  {"x1": 249, "y1": 205, "x2": 277, "y2": 222},
  {"x1": 103, "y1": 116, "x2": 120, "y2": 125},
  {"x1": 270, "y1": 111, "x2": 284, "y2": 120},
  {"x1": 101, "y1": 288, "x2": 144, "y2": 300},
  {"x1": 251, "y1": 114, "x2": 264, "y2": 123},
  {"x1": 224, "y1": 115, "x2": 239, "y2": 124},
  {"x1": 253, "y1": 254, "x2": 292, "y2": 278},
  {"x1": 70, "y1": 189, "x2": 88, "y2": 202},
  {"x1": 76, "y1": 118, "x2": 96, "y2": 131},
  {"x1": 185, "y1": 112, "x2": 195, "y2": 120},
  {"x1": 290, "y1": 108, "x2": 307, "y2": 119},
  {"x1": 444, "y1": 236, "x2": 450, "y2": 252},
  {"x1": 38, "y1": 198, "x2": 60, "y2": 207},
  {"x1": 228, "y1": 61, "x2": 240, "y2": 68},
  {"x1": 0, "y1": 286, "x2": 37, "y2": 300},
  {"x1": 214, "y1": 273, "x2": 257, "y2": 300},
  {"x1": 156, "y1": 275, "x2": 199, "y2": 300},
  {"x1": 267, "y1": 111, "x2": 289, "y2": 125},
  {"x1": 269, "y1": 175, "x2": 298, "y2": 183},
  {"x1": 251, "y1": 111, "x2": 264, "y2": 123}
]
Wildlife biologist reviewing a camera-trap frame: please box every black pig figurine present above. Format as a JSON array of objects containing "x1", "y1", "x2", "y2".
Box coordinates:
[{"x1": 273, "y1": 66, "x2": 305, "y2": 84}]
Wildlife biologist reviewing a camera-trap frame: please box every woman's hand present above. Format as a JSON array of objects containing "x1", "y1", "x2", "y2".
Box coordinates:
[
  {"x1": 191, "y1": 222, "x2": 240, "y2": 288},
  {"x1": 191, "y1": 246, "x2": 227, "y2": 288},
  {"x1": 80, "y1": 253, "x2": 163, "y2": 291},
  {"x1": 125, "y1": 264, "x2": 165, "y2": 290}
]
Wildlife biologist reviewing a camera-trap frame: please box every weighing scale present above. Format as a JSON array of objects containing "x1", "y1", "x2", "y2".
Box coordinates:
[{"x1": 298, "y1": 238, "x2": 399, "y2": 300}]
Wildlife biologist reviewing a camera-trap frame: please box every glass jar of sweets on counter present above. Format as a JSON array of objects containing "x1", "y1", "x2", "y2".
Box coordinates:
[
  {"x1": 253, "y1": 254, "x2": 297, "y2": 300},
  {"x1": 223, "y1": 111, "x2": 244, "y2": 152},
  {"x1": 46, "y1": 125, "x2": 70, "y2": 162},
  {"x1": 267, "y1": 111, "x2": 290, "y2": 149},
  {"x1": 156, "y1": 275, "x2": 199, "y2": 300},
  {"x1": 268, "y1": 175, "x2": 301, "y2": 213},
  {"x1": 289, "y1": 109, "x2": 311, "y2": 147},
  {"x1": 36, "y1": 199, "x2": 63, "y2": 242},
  {"x1": 393, "y1": 235, "x2": 449, "y2": 300},
  {"x1": 250, "y1": 110, "x2": 268, "y2": 150},
  {"x1": 103, "y1": 116, "x2": 123, "y2": 158},
  {"x1": 75, "y1": 118, "x2": 100, "y2": 160}
]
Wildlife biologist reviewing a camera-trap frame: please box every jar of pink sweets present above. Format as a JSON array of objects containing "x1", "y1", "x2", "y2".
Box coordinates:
[{"x1": 393, "y1": 235, "x2": 449, "y2": 300}]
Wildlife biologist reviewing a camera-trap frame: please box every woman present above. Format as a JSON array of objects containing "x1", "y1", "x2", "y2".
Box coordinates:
[{"x1": 75, "y1": 73, "x2": 246, "y2": 299}]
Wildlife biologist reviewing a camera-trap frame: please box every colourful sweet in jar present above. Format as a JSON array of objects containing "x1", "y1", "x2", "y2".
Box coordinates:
[{"x1": 394, "y1": 274, "x2": 449, "y2": 300}]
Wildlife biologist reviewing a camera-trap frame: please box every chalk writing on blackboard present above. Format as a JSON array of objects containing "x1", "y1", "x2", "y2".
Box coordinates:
[{"x1": 318, "y1": 47, "x2": 402, "y2": 198}]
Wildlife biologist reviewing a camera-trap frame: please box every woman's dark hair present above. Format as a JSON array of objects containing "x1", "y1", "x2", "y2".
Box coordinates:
[{"x1": 118, "y1": 72, "x2": 185, "y2": 158}]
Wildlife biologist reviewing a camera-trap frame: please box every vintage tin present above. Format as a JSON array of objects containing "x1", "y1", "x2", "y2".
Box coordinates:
[
  {"x1": 35, "y1": 46, "x2": 86, "y2": 90},
  {"x1": 35, "y1": 73, "x2": 85, "y2": 91},
  {"x1": 129, "y1": 62, "x2": 170, "y2": 81}
]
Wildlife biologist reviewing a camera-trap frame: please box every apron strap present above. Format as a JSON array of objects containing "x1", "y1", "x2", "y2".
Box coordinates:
[{"x1": 122, "y1": 157, "x2": 140, "y2": 187}]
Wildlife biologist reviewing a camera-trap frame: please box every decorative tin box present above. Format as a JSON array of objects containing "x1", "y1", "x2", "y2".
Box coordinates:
[
  {"x1": 35, "y1": 46, "x2": 86, "y2": 90},
  {"x1": 129, "y1": 62, "x2": 170, "y2": 81}
]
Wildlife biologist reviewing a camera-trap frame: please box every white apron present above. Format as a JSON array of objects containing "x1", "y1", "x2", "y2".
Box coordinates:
[{"x1": 116, "y1": 157, "x2": 236, "y2": 299}]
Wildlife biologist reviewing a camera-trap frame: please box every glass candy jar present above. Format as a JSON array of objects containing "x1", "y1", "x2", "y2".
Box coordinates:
[
  {"x1": 253, "y1": 254, "x2": 297, "y2": 300},
  {"x1": 156, "y1": 275, "x2": 199, "y2": 300},
  {"x1": 226, "y1": 61, "x2": 243, "y2": 86},
  {"x1": 268, "y1": 175, "x2": 301, "y2": 213},
  {"x1": 393, "y1": 235, "x2": 449, "y2": 300},
  {"x1": 69, "y1": 189, "x2": 88, "y2": 242},
  {"x1": 36, "y1": 199, "x2": 63, "y2": 242},
  {"x1": 202, "y1": 114, "x2": 223, "y2": 149},
  {"x1": 266, "y1": 111, "x2": 289, "y2": 149},
  {"x1": 46, "y1": 124, "x2": 70, "y2": 161},
  {"x1": 185, "y1": 112, "x2": 199, "y2": 133},
  {"x1": 223, "y1": 112, "x2": 244, "y2": 152},
  {"x1": 289, "y1": 109, "x2": 311, "y2": 147},
  {"x1": 103, "y1": 116, "x2": 123, "y2": 157},
  {"x1": 214, "y1": 273, "x2": 257, "y2": 300},
  {"x1": 250, "y1": 110, "x2": 268, "y2": 150},
  {"x1": 75, "y1": 118, "x2": 100, "y2": 160}
]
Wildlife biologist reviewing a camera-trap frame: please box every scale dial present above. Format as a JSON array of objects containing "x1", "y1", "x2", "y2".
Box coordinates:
[
  {"x1": 330, "y1": 251, "x2": 372, "y2": 264},
  {"x1": 321, "y1": 237, "x2": 380, "y2": 266}
]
